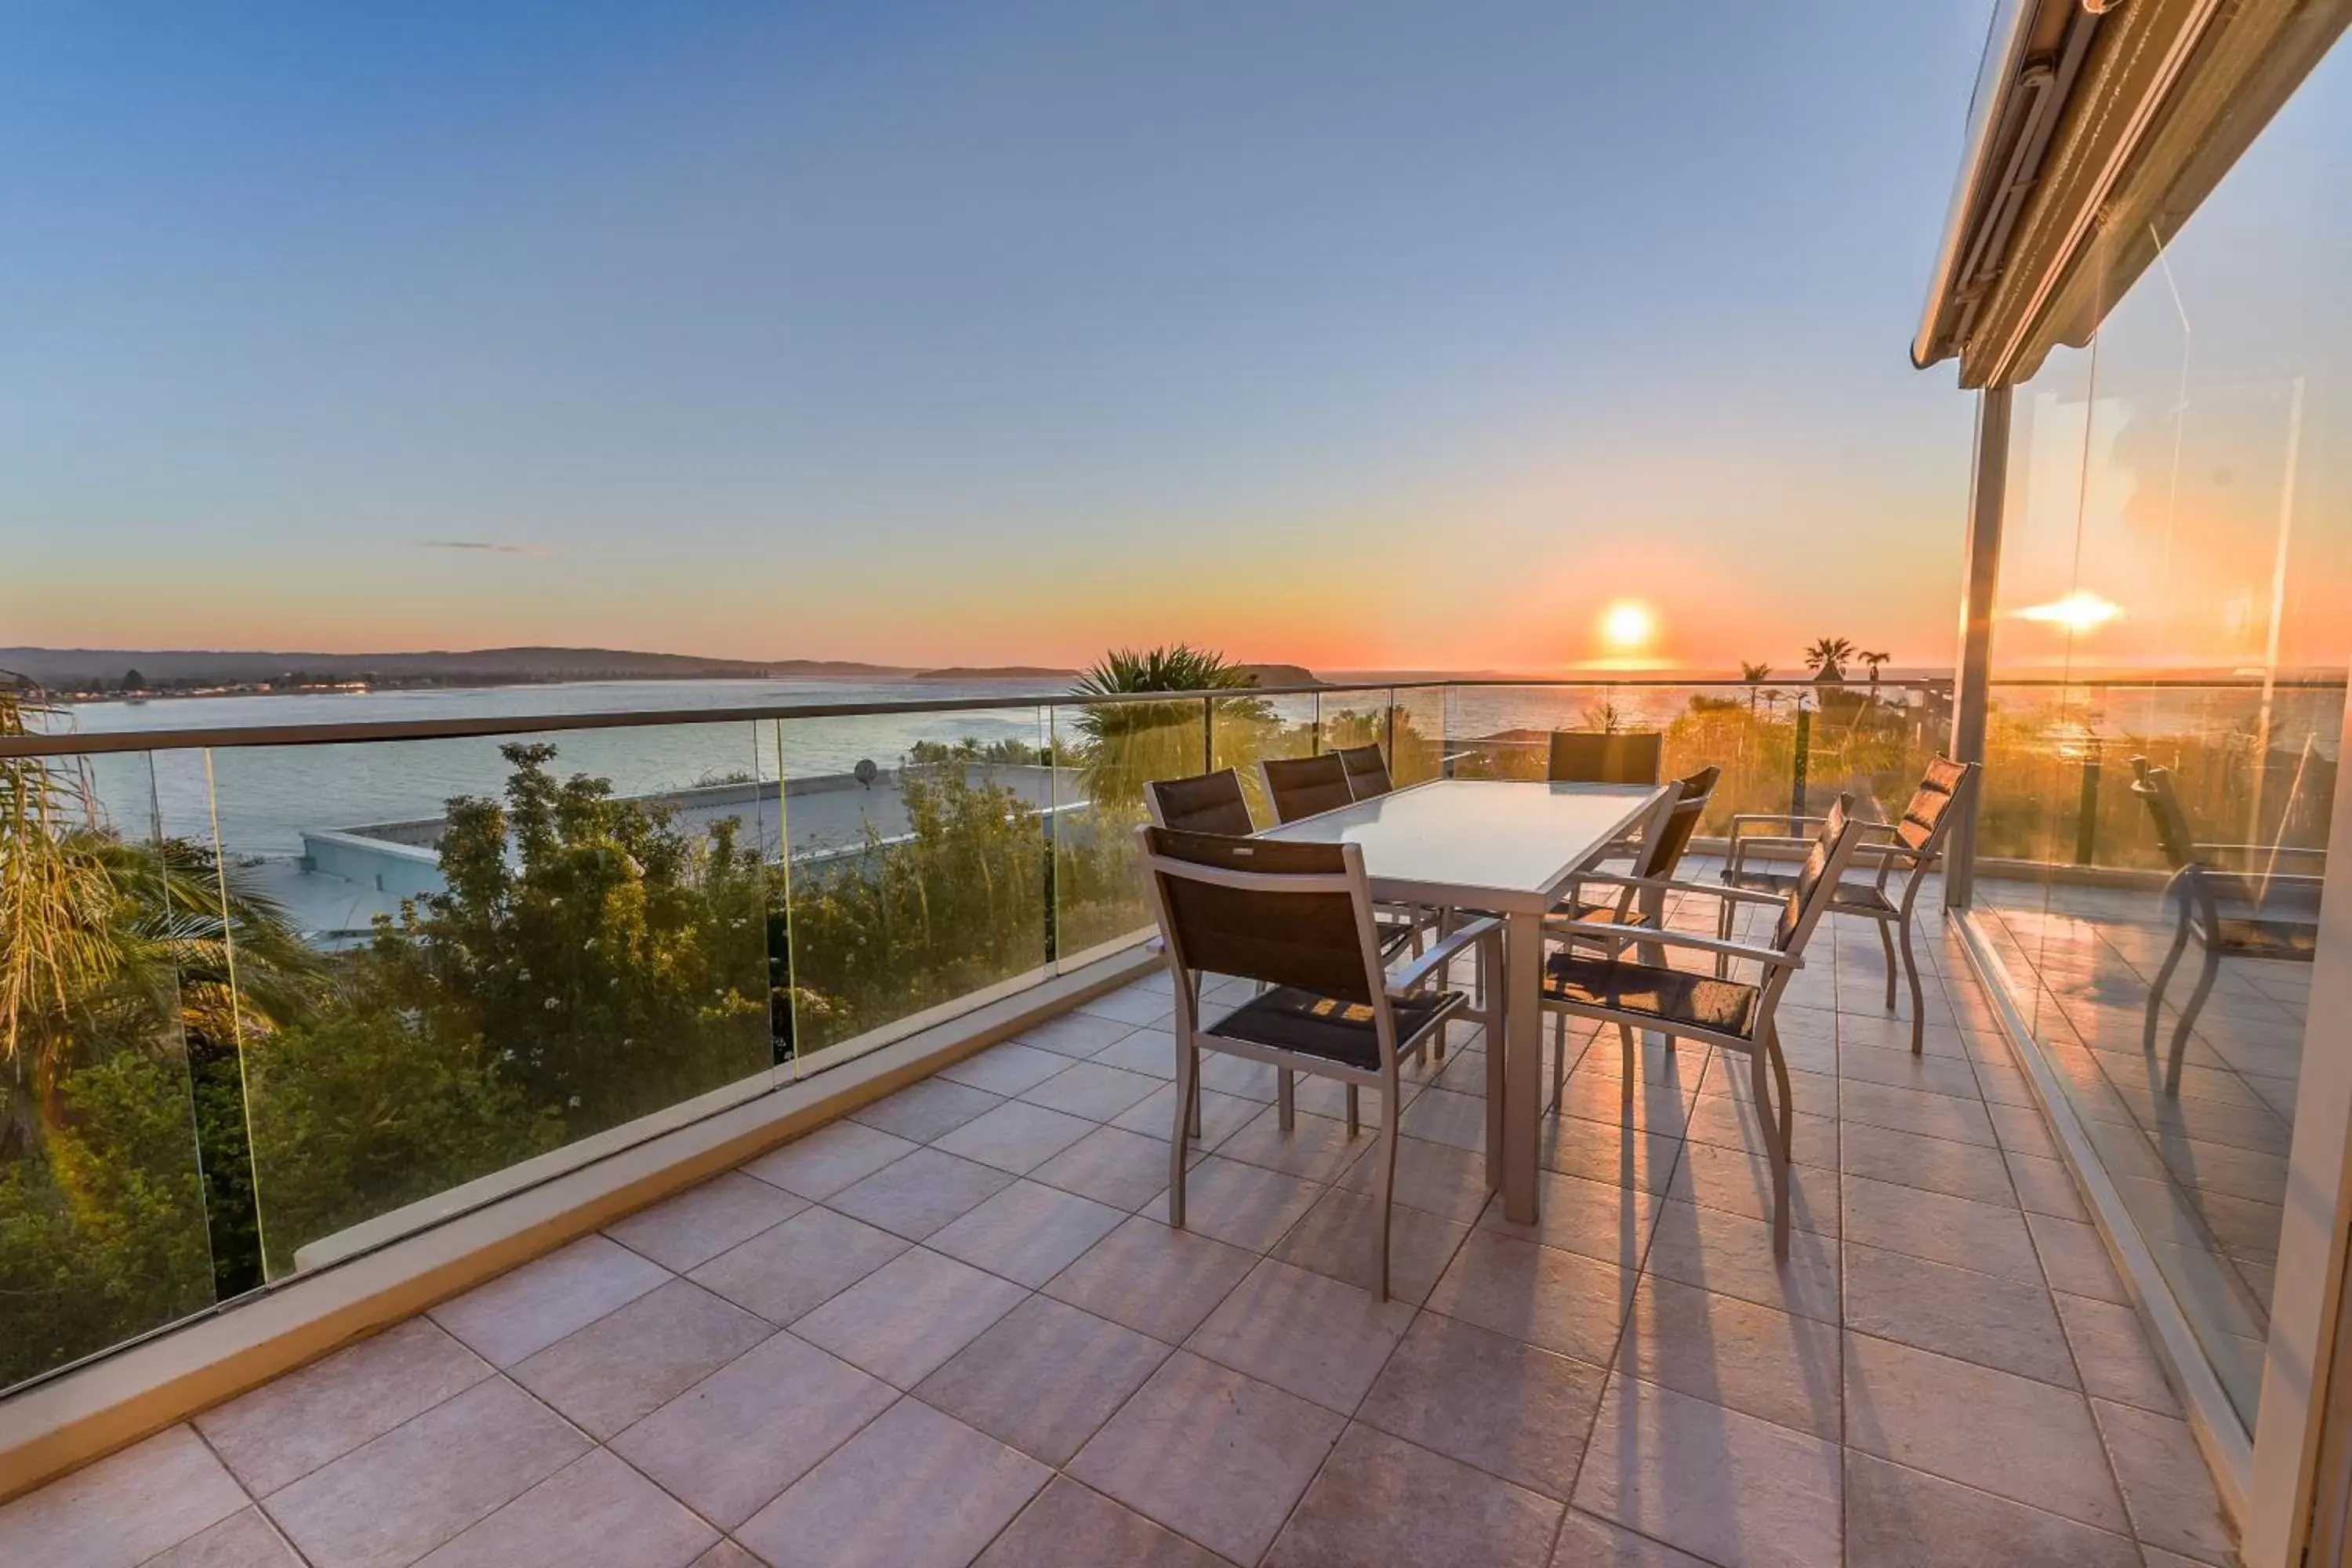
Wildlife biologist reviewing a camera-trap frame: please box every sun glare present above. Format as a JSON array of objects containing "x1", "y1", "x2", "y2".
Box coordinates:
[
  {"x1": 2016, "y1": 591, "x2": 2122, "y2": 633},
  {"x1": 1599, "y1": 600, "x2": 1657, "y2": 652}
]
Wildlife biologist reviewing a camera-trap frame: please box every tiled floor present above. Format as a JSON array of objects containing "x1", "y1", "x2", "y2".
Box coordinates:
[
  {"x1": 0, "y1": 891, "x2": 2241, "y2": 1567},
  {"x1": 1976, "y1": 877, "x2": 2307, "y2": 1418}
]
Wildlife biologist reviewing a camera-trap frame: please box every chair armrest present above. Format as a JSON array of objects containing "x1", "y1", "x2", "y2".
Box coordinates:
[
  {"x1": 1572, "y1": 870, "x2": 1788, "y2": 907},
  {"x1": 1554, "y1": 924, "x2": 1802, "y2": 971},
  {"x1": 1385, "y1": 916, "x2": 1500, "y2": 996}
]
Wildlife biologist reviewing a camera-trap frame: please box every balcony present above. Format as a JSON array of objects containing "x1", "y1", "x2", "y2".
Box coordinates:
[{"x1": 0, "y1": 680, "x2": 2254, "y2": 1567}]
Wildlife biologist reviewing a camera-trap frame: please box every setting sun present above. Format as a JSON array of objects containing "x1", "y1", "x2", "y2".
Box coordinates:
[
  {"x1": 1599, "y1": 600, "x2": 1657, "y2": 652},
  {"x1": 2016, "y1": 591, "x2": 2122, "y2": 634}
]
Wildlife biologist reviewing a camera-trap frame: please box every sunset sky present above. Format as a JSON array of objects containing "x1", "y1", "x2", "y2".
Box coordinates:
[{"x1": 2, "y1": 4, "x2": 2003, "y2": 674}]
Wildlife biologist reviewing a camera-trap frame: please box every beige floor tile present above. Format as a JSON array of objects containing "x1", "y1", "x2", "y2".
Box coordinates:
[
  {"x1": 916, "y1": 1295, "x2": 1169, "y2": 1465},
  {"x1": 1661, "y1": 1139, "x2": 1837, "y2": 1240},
  {"x1": 263, "y1": 1377, "x2": 590, "y2": 1568},
  {"x1": 927, "y1": 1178, "x2": 1128, "y2": 1287},
  {"x1": 741, "y1": 1120, "x2": 921, "y2": 1200},
  {"x1": 1338, "y1": 1132, "x2": 1497, "y2": 1222},
  {"x1": 1838, "y1": 1120, "x2": 2016, "y2": 1207},
  {"x1": 1091, "y1": 1026, "x2": 1178, "y2": 1080},
  {"x1": 2092, "y1": 1398, "x2": 2239, "y2": 1565},
  {"x1": 933, "y1": 1101, "x2": 1098, "y2": 1176},
  {"x1": 792, "y1": 1246, "x2": 1029, "y2": 1386},
  {"x1": 1263, "y1": 1421, "x2": 1560, "y2": 1568},
  {"x1": 609, "y1": 1330, "x2": 895, "y2": 1529},
  {"x1": 414, "y1": 1450, "x2": 717, "y2": 1568},
  {"x1": 1838, "y1": 1042, "x2": 1987, "y2": 1101},
  {"x1": 1069, "y1": 1351, "x2": 1345, "y2": 1566},
  {"x1": 1642, "y1": 1197, "x2": 1841, "y2": 1323},
  {"x1": 1479, "y1": 1165, "x2": 1664, "y2": 1269},
  {"x1": 1399, "y1": 1084, "x2": 1493, "y2": 1151},
  {"x1": 1987, "y1": 1100, "x2": 2061, "y2": 1160},
  {"x1": 1215, "y1": 1105, "x2": 1378, "y2": 1182},
  {"x1": 2056, "y1": 1293, "x2": 2180, "y2": 1415},
  {"x1": 827, "y1": 1145, "x2": 1018, "y2": 1239},
  {"x1": 195, "y1": 1318, "x2": 493, "y2": 1497},
  {"x1": 1842, "y1": 1242, "x2": 2076, "y2": 1388},
  {"x1": 738, "y1": 1397, "x2": 1050, "y2": 1568},
  {"x1": 1541, "y1": 1117, "x2": 1685, "y2": 1192},
  {"x1": 1842, "y1": 1173, "x2": 2044, "y2": 1286},
  {"x1": 1269, "y1": 1182, "x2": 1470, "y2": 1304},
  {"x1": 509, "y1": 1278, "x2": 773, "y2": 1439},
  {"x1": 1679, "y1": 1093, "x2": 1837, "y2": 1171},
  {"x1": 1573, "y1": 1374, "x2": 1844, "y2": 1568},
  {"x1": 848, "y1": 1076, "x2": 1004, "y2": 1143},
  {"x1": 2026, "y1": 1212, "x2": 2132, "y2": 1304},
  {"x1": 939, "y1": 1040, "x2": 1080, "y2": 1096},
  {"x1": 1022, "y1": 1060, "x2": 1163, "y2": 1121},
  {"x1": 141, "y1": 1507, "x2": 305, "y2": 1568},
  {"x1": 0, "y1": 1425, "x2": 247, "y2": 1568},
  {"x1": 429, "y1": 1234, "x2": 671, "y2": 1367},
  {"x1": 1199, "y1": 1051, "x2": 1283, "y2": 1102},
  {"x1": 604, "y1": 1171, "x2": 808, "y2": 1273},
  {"x1": 686, "y1": 1203, "x2": 909, "y2": 1324},
  {"x1": 1843, "y1": 1451, "x2": 2139, "y2": 1568},
  {"x1": 1426, "y1": 1228, "x2": 1634, "y2": 1367},
  {"x1": 2004, "y1": 1149, "x2": 2090, "y2": 1221},
  {"x1": 1156, "y1": 1154, "x2": 1324, "y2": 1253},
  {"x1": 1839, "y1": 1080, "x2": 2000, "y2": 1147},
  {"x1": 1080, "y1": 985, "x2": 1174, "y2": 1029},
  {"x1": 1113, "y1": 1080, "x2": 1261, "y2": 1145},
  {"x1": 1617, "y1": 1276, "x2": 1842, "y2": 1440},
  {"x1": 1843, "y1": 1333, "x2": 2125, "y2": 1533},
  {"x1": 1032, "y1": 1123, "x2": 1190, "y2": 1211},
  {"x1": 1185, "y1": 1256, "x2": 1414, "y2": 1411},
  {"x1": 972, "y1": 1475, "x2": 1227, "y2": 1568},
  {"x1": 1017, "y1": 1010, "x2": 1138, "y2": 1058},
  {"x1": 1042, "y1": 1213, "x2": 1258, "y2": 1344},
  {"x1": 1548, "y1": 1510, "x2": 1714, "y2": 1566},
  {"x1": 1356, "y1": 1311, "x2": 1606, "y2": 1501}
]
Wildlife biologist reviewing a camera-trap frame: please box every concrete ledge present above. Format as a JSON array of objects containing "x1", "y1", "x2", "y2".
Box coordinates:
[{"x1": 0, "y1": 946, "x2": 1156, "y2": 1504}]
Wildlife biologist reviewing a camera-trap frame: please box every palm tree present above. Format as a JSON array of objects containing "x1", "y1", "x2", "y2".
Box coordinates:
[
  {"x1": 1860, "y1": 650, "x2": 1891, "y2": 701},
  {"x1": 1069, "y1": 645, "x2": 1262, "y2": 809},
  {"x1": 1738, "y1": 661, "x2": 1772, "y2": 716},
  {"x1": 1803, "y1": 637, "x2": 1855, "y2": 684}
]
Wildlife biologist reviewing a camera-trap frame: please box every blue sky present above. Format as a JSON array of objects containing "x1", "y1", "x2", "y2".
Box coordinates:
[{"x1": 1, "y1": 2, "x2": 1996, "y2": 671}]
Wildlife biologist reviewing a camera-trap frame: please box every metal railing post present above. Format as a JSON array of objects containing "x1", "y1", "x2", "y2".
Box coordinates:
[
  {"x1": 2075, "y1": 742, "x2": 2103, "y2": 866},
  {"x1": 1791, "y1": 705, "x2": 1812, "y2": 820}
]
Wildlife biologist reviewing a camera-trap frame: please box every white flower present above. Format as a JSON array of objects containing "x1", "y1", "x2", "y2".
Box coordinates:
[{"x1": 543, "y1": 996, "x2": 561, "y2": 1011}]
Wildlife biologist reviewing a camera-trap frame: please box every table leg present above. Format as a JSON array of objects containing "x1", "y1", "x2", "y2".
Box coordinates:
[{"x1": 1503, "y1": 909, "x2": 1542, "y2": 1224}]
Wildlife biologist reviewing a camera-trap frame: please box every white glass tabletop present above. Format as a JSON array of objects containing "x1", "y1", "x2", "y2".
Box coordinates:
[{"x1": 1257, "y1": 778, "x2": 1665, "y2": 913}]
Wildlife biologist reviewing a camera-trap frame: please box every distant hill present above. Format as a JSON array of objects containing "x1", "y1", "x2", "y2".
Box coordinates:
[
  {"x1": 913, "y1": 666, "x2": 1080, "y2": 682},
  {"x1": 1234, "y1": 663, "x2": 1320, "y2": 689},
  {"x1": 0, "y1": 646, "x2": 913, "y2": 689}
]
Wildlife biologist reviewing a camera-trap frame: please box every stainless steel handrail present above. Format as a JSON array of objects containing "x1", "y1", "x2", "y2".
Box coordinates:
[{"x1": 2, "y1": 671, "x2": 2339, "y2": 760}]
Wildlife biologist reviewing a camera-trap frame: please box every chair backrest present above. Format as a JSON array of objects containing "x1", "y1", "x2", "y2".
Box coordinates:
[
  {"x1": 1261, "y1": 753, "x2": 1356, "y2": 823},
  {"x1": 1146, "y1": 768, "x2": 1254, "y2": 836},
  {"x1": 1768, "y1": 794, "x2": 1868, "y2": 956},
  {"x1": 1893, "y1": 757, "x2": 1977, "y2": 858},
  {"x1": 1635, "y1": 764, "x2": 1720, "y2": 882},
  {"x1": 1138, "y1": 826, "x2": 1381, "y2": 1004},
  {"x1": 2130, "y1": 757, "x2": 2198, "y2": 873},
  {"x1": 1334, "y1": 742, "x2": 1393, "y2": 800},
  {"x1": 1548, "y1": 730, "x2": 1664, "y2": 784}
]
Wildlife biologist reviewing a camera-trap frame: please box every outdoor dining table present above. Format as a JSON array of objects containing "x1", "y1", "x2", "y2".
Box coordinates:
[{"x1": 1258, "y1": 777, "x2": 1671, "y2": 1223}]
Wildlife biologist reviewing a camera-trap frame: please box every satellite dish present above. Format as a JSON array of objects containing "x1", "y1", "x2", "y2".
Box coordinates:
[{"x1": 853, "y1": 758, "x2": 878, "y2": 788}]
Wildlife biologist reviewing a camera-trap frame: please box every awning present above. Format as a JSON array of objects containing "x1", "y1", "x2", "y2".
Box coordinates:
[{"x1": 1914, "y1": 0, "x2": 2349, "y2": 389}]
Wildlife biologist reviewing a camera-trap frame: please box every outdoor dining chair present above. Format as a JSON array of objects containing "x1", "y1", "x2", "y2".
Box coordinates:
[
  {"x1": 1261, "y1": 752, "x2": 1356, "y2": 823},
  {"x1": 1541, "y1": 798, "x2": 1867, "y2": 1253},
  {"x1": 1548, "y1": 729, "x2": 1664, "y2": 785},
  {"x1": 2132, "y1": 757, "x2": 2323, "y2": 1094},
  {"x1": 1334, "y1": 742, "x2": 1394, "y2": 800},
  {"x1": 1145, "y1": 767, "x2": 1256, "y2": 836},
  {"x1": 1717, "y1": 757, "x2": 1978, "y2": 1054},
  {"x1": 1139, "y1": 825, "x2": 1499, "y2": 1298}
]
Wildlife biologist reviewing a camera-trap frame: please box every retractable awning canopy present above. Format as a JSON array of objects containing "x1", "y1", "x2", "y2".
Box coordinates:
[{"x1": 1915, "y1": 0, "x2": 2349, "y2": 389}]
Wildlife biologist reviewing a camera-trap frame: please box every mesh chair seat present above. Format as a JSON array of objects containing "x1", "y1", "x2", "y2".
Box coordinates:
[
  {"x1": 1722, "y1": 866, "x2": 1897, "y2": 917},
  {"x1": 1207, "y1": 986, "x2": 1461, "y2": 1071},
  {"x1": 1543, "y1": 952, "x2": 1761, "y2": 1039},
  {"x1": 2213, "y1": 916, "x2": 2320, "y2": 959}
]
